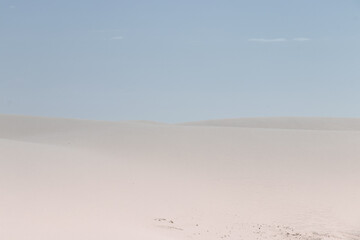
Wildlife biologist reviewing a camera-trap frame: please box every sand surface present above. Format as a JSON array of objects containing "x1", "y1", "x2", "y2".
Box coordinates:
[{"x1": 1, "y1": 115, "x2": 359, "y2": 239}]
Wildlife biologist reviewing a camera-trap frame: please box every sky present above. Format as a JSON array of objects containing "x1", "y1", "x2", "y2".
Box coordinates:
[{"x1": 1, "y1": 0, "x2": 360, "y2": 123}]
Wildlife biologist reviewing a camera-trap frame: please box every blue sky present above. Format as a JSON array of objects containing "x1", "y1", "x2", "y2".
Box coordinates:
[{"x1": 1, "y1": 0, "x2": 360, "y2": 122}]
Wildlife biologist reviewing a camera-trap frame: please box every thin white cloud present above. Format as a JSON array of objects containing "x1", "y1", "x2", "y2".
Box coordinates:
[
  {"x1": 110, "y1": 36, "x2": 124, "y2": 40},
  {"x1": 293, "y1": 37, "x2": 311, "y2": 41},
  {"x1": 9, "y1": 5, "x2": 16, "y2": 9},
  {"x1": 248, "y1": 38, "x2": 288, "y2": 43}
]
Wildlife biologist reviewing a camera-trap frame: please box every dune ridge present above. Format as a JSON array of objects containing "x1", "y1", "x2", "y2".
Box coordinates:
[{"x1": 179, "y1": 117, "x2": 360, "y2": 131}]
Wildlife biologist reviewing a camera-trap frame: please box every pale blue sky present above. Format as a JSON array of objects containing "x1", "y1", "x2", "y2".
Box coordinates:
[{"x1": 1, "y1": 0, "x2": 360, "y2": 122}]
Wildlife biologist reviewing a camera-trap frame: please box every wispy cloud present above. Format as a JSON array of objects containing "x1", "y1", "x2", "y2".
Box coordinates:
[
  {"x1": 9, "y1": 5, "x2": 16, "y2": 9},
  {"x1": 248, "y1": 37, "x2": 311, "y2": 43},
  {"x1": 110, "y1": 36, "x2": 124, "y2": 40},
  {"x1": 293, "y1": 37, "x2": 311, "y2": 42},
  {"x1": 248, "y1": 38, "x2": 288, "y2": 43}
]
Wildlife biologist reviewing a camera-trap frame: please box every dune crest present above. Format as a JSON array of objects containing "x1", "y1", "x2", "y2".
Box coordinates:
[{"x1": 179, "y1": 117, "x2": 360, "y2": 131}]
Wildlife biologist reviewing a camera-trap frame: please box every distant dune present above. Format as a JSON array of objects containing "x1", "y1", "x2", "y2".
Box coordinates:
[
  {"x1": 1, "y1": 114, "x2": 359, "y2": 240},
  {"x1": 179, "y1": 117, "x2": 360, "y2": 131}
]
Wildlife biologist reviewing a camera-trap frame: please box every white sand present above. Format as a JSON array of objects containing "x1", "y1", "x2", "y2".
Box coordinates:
[{"x1": 1, "y1": 114, "x2": 359, "y2": 240}]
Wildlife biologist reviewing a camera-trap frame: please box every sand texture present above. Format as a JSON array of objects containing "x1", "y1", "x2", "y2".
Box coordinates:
[{"x1": 1, "y1": 115, "x2": 359, "y2": 239}]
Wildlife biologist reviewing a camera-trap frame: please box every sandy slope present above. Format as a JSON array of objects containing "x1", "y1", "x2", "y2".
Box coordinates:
[
  {"x1": 179, "y1": 117, "x2": 360, "y2": 131},
  {"x1": 0, "y1": 115, "x2": 359, "y2": 240}
]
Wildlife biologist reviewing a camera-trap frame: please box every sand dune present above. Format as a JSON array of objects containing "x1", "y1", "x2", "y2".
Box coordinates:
[
  {"x1": 179, "y1": 117, "x2": 360, "y2": 131},
  {"x1": 1, "y1": 114, "x2": 359, "y2": 240}
]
